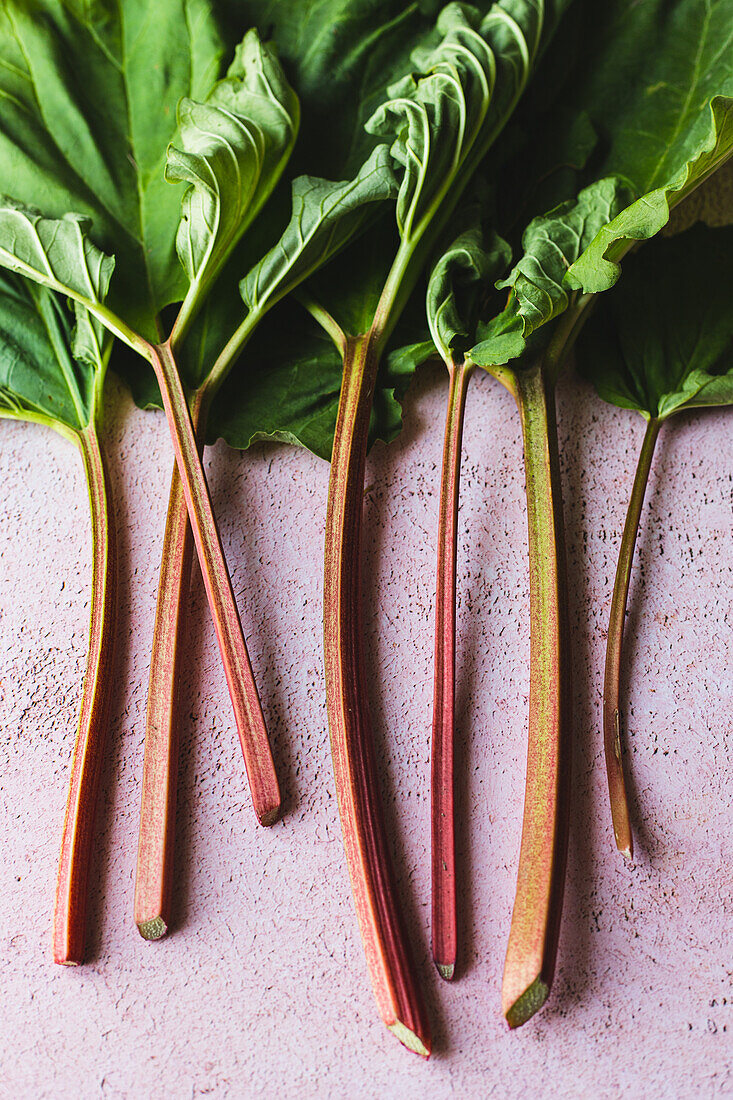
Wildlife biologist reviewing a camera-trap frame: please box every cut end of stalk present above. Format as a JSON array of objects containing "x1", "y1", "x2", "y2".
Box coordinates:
[
  {"x1": 436, "y1": 961, "x2": 455, "y2": 981},
  {"x1": 611, "y1": 807, "x2": 634, "y2": 862},
  {"x1": 503, "y1": 975, "x2": 549, "y2": 1029},
  {"x1": 137, "y1": 916, "x2": 168, "y2": 941},
  {"x1": 256, "y1": 800, "x2": 282, "y2": 828},
  {"x1": 54, "y1": 956, "x2": 81, "y2": 967},
  {"x1": 387, "y1": 1021, "x2": 431, "y2": 1057}
]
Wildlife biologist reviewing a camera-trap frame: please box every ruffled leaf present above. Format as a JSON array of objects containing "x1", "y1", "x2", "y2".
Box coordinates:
[{"x1": 167, "y1": 30, "x2": 299, "y2": 307}]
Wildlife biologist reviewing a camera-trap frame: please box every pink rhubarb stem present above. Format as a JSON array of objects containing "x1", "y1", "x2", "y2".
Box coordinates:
[
  {"x1": 603, "y1": 416, "x2": 661, "y2": 860},
  {"x1": 53, "y1": 424, "x2": 117, "y2": 965},
  {"x1": 431, "y1": 356, "x2": 473, "y2": 981},
  {"x1": 147, "y1": 341, "x2": 280, "y2": 827},
  {"x1": 134, "y1": 389, "x2": 208, "y2": 939},
  {"x1": 501, "y1": 362, "x2": 571, "y2": 1027},
  {"x1": 323, "y1": 331, "x2": 431, "y2": 1056}
]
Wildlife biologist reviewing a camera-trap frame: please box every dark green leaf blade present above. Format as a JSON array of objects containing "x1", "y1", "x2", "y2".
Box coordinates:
[
  {"x1": 209, "y1": 301, "x2": 431, "y2": 458},
  {"x1": 578, "y1": 224, "x2": 733, "y2": 419},
  {"x1": 0, "y1": 272, "x2": 104, "y2": 431}
]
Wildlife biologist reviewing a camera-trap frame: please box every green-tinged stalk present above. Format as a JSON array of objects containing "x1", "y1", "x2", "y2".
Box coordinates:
[
  {"x1": 53, "y1": 423, "x2": 116, "y2": 965},
  {"x1": 431, "y1": 356, "x2": 473, "y2": 981},
  {"x1": 323, "y1": 325, "x2": 431, "y2": 1057},
  {"x1": 499, "y1": 361, "x2": 570, "y2": 1028},
  {"x1": 603, "y1": 416, "x2": 661, "y2": 861}
]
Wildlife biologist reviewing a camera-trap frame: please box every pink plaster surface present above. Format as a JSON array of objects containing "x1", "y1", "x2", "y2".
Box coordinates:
[{"x1": 0, "y1": 364, "x2": 731, "y2": 1098}]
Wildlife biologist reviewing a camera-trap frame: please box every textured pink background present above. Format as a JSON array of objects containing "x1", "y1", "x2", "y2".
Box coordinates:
[{"x1": 0, "y1": 363, "x2": 731, "y2": 1097}]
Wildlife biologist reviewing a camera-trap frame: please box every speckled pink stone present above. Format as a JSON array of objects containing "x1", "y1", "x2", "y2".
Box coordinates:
[{"x1": 0, "y1": 365, "x2": 731, "y2": 1097}]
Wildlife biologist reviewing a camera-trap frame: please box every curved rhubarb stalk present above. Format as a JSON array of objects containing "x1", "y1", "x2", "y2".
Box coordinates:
[
  {"x1": 54, "y1": 424, "x2": 117, "y2": 964},
  {"x1": 431, "y1": 356, "x2": 473, "y2": 981},
  {"x1": 603, "y1": 416, "x2": 661, "y2": 860},
  {"x1": 147, "y1": 342, "x2": 280, "y2": 828},
  {"x1": 324, "y1": 332, "x2": 431, "y2": 1057},
  {"x1": 501, "y1": 362, "x2": 571, "y2": 1028}
]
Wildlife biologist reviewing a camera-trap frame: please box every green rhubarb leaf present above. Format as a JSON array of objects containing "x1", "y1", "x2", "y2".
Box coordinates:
[
  {"x1": 216, "y1": 0, "x2": 440, "y2": 176},
  {"x1": 468, "y1": 0, "x2": 733, "y2": 370},
  {"x1": 0, "y1": 0, "x2": 224, "y2": 338},
  {"x1": 0, "y1": 199, "x2": 115, "y2": 343},
  {"x1": 555, "y1": 0, "x2": 733, "y2": 291},
  {"x1": 167, "y1": 30, "x2": 299, "y2": 320},
  {"x1": 365, "y1": 1, "x2": 546, "y2": 247},
  {"x1": 426, "y1": 212, "x2": 511, "y2": 361},
  {"x1": 469, "y1": 177, "x2": 632, "y2": 367},
  {"x1": 0, "y1": 272, "x2": 106, "y2": 432},
  {"x1": 239, "y1": 146, "x2": 398, "y2": 317},
  {"x1": 578, "y1": 224, "x2": 733, "y2": 420},
  {"x1": 212, "y1": 0, "x2": 569, "y2": 457},
  {"x1": 209, "y1": 300, "x2": 429, "y2": 458},
  {"x1": 567, "y1": 98, "x2": 733, "y2": 293}
]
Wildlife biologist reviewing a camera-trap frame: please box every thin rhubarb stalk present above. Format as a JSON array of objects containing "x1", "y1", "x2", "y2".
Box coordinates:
[
  {"x1": 501, "y1": 361, "x2": 571, "y2": 1028},
  {"x1": 431, "y1": 356, "x2": 473, "y2": 981},
  {"x1": 603, "y1": 416, "x2": 661, "y2": 861},
  {"x1": 53, "y1": 424, "x2": 117, "y2": 965},
  {"x1": 134, "y1": 388, "x2": 206, "y2": 939},
  {"x1": 323, "y1": 330, "x2": 431, "y2": 1057},
  {"x1": 146, "y1": 340, "x2": 280, "y2": 827}
]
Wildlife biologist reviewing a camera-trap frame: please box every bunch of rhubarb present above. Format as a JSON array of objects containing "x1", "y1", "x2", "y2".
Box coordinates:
[{"x1": 0, "y1": 0, "x2": 731, "y2": 1059}]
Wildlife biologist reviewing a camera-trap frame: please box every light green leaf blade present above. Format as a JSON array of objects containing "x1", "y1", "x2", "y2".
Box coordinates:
[
  {"x1": 239, "y1": 145, "x2": 398, "y2": 317},
  {"x1": 578, "y1": 224, "x2": 733, "y2": 419},
  {"x1": 426, "y1": 213, "x2": 511, "y2": 361},
  {"x1": 0, "y1": 198, "x2": 115, "y2": 323},
  {"x1": 167, "y1": 29, "x2": 299, "y2": 314},
  {"x1": 365, "y1": 1, "x2": 549, "y2": 246},
  {"x1": 469, "y1": 177, "x2": 633, "y2": 367},
  {"x1": 567, "y1": 97, "x2": 733, "y2": 293}
]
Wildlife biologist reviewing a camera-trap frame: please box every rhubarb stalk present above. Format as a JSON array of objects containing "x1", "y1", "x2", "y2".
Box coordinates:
[
  {"x1": 323, "y1": 329, "x2": 431, "y2": 1057},
  {"x1": 133, "y1": 388, "x2": 205, "y2": 939},
  {"x1": 54, "y1": 424, "x2": 117, "y2": 965},
  {"x1": 499, "y1": 361, "x2": 571, "y2": 1028},
  {"x1": 142, "y1": 341, "x2": 280, "y2": 828},
  {"x1": 603, "y1": 416, "x2": 661, "y2": 860},
  {"x1": 134, "y1": 324, "x2": 267, "y2": 937},
  {"x1": 431, "y1": 356, "x2": 473, "y2": 981}
]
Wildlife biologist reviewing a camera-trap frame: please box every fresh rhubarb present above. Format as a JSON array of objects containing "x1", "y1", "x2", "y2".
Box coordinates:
[
  {"x1": 423, "y1": 212, "x2": 511, "y2": 979},
  {"x1": 431, "y1": 354, "x2": 472, "y2": 981},
  {"x1": 603, "y1": 418, "x2": 661, "y2": 860},
  {"x1": 54, "y1": 424, "x2": 117, "y2": 964},
  {"x1": 577, "y1": 223, "x2": 733, "y2": 858},
  {"x1": 0, "y1": 273, "x2": 116, "y2": 963},
  {"x1": 0, "y1": 24, "x2": 304, "y2": 851},
  {"x1": 134, "y1": 146, "x2": 398, "y2": 935},
  {"x1": 298, "y1": 1, "x2": 567, "y2": 1050}
]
